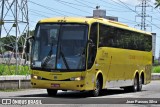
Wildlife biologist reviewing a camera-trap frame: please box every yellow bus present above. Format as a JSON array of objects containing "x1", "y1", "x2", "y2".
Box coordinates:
[{"x1": 29, "y1": 17, "x2": 152, "y2": 97}]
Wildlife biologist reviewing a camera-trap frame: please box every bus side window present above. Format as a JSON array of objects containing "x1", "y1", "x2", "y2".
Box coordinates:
[
  {"x1": 99, "y1": 24, "x2": 108, "y2": 47},
  {"x1": 87, "y1": 23, "x2": 98, "y2": 69}
]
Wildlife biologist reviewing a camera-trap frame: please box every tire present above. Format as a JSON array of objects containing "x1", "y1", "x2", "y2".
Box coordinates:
[
  {"x1": 131, "y1": 75, "x2": 138, "y2": 92},
  {"x1": 124, "y1": 75, "x2": 138, "y2": 92},
  {"x1": 90, "y1": 78, "x2": 101, "y2": 97},
  {"x1": 138, "y1": 75, "x2": 143, "y2": 91},
  {"x1": 47, "y1": 89, "x2": 57, "y2": 96}
]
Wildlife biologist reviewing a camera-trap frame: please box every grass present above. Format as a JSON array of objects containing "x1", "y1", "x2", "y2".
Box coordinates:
[
  {"x1": 0, "y1": 64, "x2": 30, "y2": 75},
  {"x1": 152, "y1": 66, "x2": 160, "y2": 73},
  {"x1": 0, "y1": 64, "x2": 159, "y2": 75},
  {"x1": 154, "y1": 60, "x2": 159, "y2": 64}
]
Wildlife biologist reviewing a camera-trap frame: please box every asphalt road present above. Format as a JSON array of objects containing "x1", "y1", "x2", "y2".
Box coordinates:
[{"x1": 0, "y1": 80, "x2": 160, "y2": 107}]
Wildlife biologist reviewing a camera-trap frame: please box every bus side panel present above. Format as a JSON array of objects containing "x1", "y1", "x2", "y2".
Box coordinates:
[
  {"x1": 96, "y1": 47, "x2": 152, "y2": 88},
  {"x1": 96, "y1": 47, "x2": 132, "y2": 88}
]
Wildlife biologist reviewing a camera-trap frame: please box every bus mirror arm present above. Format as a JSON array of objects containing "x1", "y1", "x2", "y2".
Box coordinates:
[{"x1": 25, "y1": 40, "x2": 30, "y2": 54}]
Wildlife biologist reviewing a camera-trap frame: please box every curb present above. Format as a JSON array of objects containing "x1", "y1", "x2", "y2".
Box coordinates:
[
  {"x1": 0, "y1": 73, "x2": 159, "y2": 90},
  {"x1": 0, "y1": 74, "x2": 159, "y2": 81},
  {"x1": 0, "y1": 75, "x2": 30, "y2": 80},
  {"x1": 151, "y1": 73, "x2": 160, "y2": 80},
  {"x1": 0, "y1": 75, "x2": 31, "y2": 89}
]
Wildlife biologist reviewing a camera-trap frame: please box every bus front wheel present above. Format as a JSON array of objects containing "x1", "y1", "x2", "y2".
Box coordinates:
[
  {"x1": 90, "y1": 78, "x2": 102, "y2": 97},
  {"x1": 47, "y1": 89, "x2": 57, "y2": 96}
]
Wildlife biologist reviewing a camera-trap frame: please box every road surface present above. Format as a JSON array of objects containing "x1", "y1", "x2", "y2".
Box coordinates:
[{"x1": 0, "y1": 80, "x2": 160, "y2": 107}]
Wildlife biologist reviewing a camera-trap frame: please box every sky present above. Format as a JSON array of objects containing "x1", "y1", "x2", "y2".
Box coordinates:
[{"x1": 1, "y1": 0, "x2": 160, "y2": 58}]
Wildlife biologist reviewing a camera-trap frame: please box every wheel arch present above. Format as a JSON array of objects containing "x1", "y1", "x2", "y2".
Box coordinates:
[
  {"x1": 133, "y1": 70, "x2": 139, "y2": 79},
  {"x1": 133, "y1": 70, "x2": 139, "y2": 84},
  {"x1": 140, "y1": 71, "x2": 145, "y2": 84},
  {"x1": 95, "y1": 70, "x2": 104, "y2": 89}
]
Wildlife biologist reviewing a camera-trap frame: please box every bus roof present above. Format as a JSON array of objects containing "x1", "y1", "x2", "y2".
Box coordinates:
[{"x1": 39, "y1": 17, "x2": 151, "y2": 35}]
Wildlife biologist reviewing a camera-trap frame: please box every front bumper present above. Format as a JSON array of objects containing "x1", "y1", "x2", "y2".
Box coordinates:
[{"x1": 31, "y1": 79, "x2": 86, "y2": 91}]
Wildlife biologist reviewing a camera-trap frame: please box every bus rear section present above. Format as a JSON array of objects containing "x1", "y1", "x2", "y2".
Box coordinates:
[{"x1": 96, "y1": 22, "x2": 152, "y2": 92}]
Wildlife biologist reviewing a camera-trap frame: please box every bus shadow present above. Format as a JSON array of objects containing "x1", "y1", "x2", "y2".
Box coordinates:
[
  {"x1": 99, "y1": 89, "x2": 140, "y2": 96},
  {"x1": 16, "y1": 88, "x2": 146, "y2": 98}
]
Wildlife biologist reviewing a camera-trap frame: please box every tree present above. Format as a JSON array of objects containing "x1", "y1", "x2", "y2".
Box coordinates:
[
  {"x1": 155, "y1": 0, "x2": 160, "y2": 8},
  {"x1": 0, "y1": 30, "x2": 35, "y2": 53},
  {"x1": 0, "y1": 40, "x2": 5, "y2": 54},
  {"x1": 1, "y1": 35, "x2": 16, "y2": 51},
  {"x1": 29, "y1": 30, "x2": 34, "y2": 37},
  {"x1": 18, "y1": 30, "x2": 34, "y2": 53}
]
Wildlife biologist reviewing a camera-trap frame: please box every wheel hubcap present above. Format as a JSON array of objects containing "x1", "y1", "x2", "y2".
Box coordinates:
[
  {"x1": 139, "y1": 77, "x2": 142, "y2": 89},
  {"x1": 134, "y1": 77, "x2": 138, "y2": 90}
]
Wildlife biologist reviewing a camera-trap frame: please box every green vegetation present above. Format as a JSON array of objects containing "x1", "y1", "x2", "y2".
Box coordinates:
[
  {"x1": 154, "y1": 59, "x2": 159, "y2": 65},
  {"x1": 152, "y1": 66, "x2": 160, "y2": 73},
  {"x1": 0, "y1": 30, "x2": 34, "y2": 54},
  {"x1": 152, "y1": 59, "x2": 160, "y2": 73},
  {"x1": 155, "y1": 0, "x2": 160, "y2": 8},
  {"x1": 0, "y1": 64, "x2": 30, "y2": 75},
  {"x1": 0, "y1": 64, "x2": 159, "y2": 75}
]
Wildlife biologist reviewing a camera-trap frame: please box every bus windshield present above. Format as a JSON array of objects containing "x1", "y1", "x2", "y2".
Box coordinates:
[{"x1": 31, "y1": 23, "x2": 88, "y2": 71}]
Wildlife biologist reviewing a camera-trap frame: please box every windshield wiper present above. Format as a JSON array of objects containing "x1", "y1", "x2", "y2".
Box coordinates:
[{"x1": 59, "y1": 45, "x2": 70, "y2": 70}]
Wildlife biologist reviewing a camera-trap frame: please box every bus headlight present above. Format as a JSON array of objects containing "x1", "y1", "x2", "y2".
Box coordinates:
[
  {"x1": 31, "y1": 74, "x2": 42, "y2": 80},
  {"x1": 70, "y1": 76, "x2": 84, "y2": 81}
]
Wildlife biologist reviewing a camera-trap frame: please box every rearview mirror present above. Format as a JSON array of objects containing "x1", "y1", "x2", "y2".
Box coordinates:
[
  {"x1": 25, "y1": 40, "x2": 30, "y2": 54},
  {"x1": 25, "y1": 36, "x2": 34, "y2": 54}
]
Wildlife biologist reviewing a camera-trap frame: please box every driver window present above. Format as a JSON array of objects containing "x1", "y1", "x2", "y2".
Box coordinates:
[
  {"x1": 49, "y1": 29, "x2": 58, "y2": 45},
  {"x1": 87, "y1": 23, "x2": 98, "y2": 69}
]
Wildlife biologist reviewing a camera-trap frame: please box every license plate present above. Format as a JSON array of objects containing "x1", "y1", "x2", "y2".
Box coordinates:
[{"x1": 51, "y1": 84, "x2": 60, "y2": 88}]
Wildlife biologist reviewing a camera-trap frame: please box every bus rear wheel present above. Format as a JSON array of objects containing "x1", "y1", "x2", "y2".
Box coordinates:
[
  {"x1": 130, "y1": 75, "x2": 139, "y2": 92},
  {"x1": 124, "y1": 75, "x2": 138, "y2": 92},
  {"x1": 138, "y1": 75, "x2": 143, "y2": 91},
  {"x1": 47, "y1": 89, "x2": 57, "y2": 96},
  {"x1": 90, "y1": 78, "x2": 101, "y2": 97}
]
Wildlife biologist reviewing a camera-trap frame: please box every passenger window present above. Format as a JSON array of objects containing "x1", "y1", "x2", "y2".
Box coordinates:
[{"x1": 98, "y1": 23, "x2": 152, "y2": 52}]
